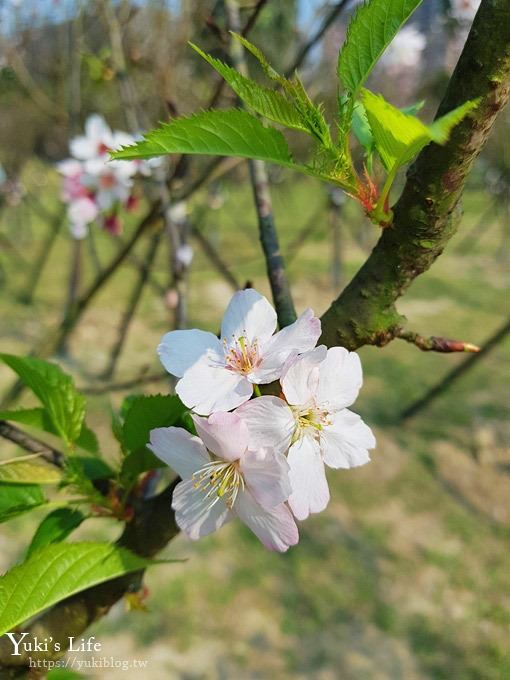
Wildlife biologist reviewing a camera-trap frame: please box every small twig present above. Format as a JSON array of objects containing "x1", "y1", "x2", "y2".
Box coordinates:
[
  {"x1": 0, "y1": 420, "x2": 64, "y2": 468},
  {"x1": 226, "y1": 0, "x2": 297, "y2": 328},
  {"x1": 400, "y1": 317, "x2": 510, "y2": 421},
  {"x1": 396, "y1": 329, "x2": 480, "y2": 354},
  {"x1": 101, "y1": 230, "x2": 163, "y2": 380},
  {"x1": 207, "y1": 0, "x2": 269, "y2": 108},
  {"x1": 80, "y1": 371, "x2": 167, "y2": 395},
  {"x1": 284, "y1": 0, "x2": 351, "y2": 78},
  {"x1": 192, "y1": 223, "x2": 240, "y2": 291}
]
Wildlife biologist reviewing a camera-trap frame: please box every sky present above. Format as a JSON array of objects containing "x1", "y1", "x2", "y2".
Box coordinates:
[{"x1": 1, "y1": 0, "x2": 326, "y2": 35}]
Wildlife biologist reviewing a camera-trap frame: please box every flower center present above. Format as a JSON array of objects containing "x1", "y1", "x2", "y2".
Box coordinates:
[
  {"x1": 224, "y1": 334, "x2": 261, "y2": 375},
  {"x1": 192, "y1": 459, "x2": 245, "y2": 509},
  {"x1": 291, "y1": 404, "x2": 331, "y2": 442}
]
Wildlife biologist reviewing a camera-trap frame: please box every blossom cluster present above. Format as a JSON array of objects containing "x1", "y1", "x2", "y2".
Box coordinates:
[
  {"x1": 57, "y1": 115, "x2": 153, "y2": 239},
  {"x1": 149, "y1": 289, "x2": 375, "y2": 552}
]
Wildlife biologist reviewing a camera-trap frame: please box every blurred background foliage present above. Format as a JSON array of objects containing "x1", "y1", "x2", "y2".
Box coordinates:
[{"x1": 0, "y1": 1, "x2": 509, "y2": 678}]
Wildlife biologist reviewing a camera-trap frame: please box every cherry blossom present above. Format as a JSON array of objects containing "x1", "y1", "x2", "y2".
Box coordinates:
[
  {"x1": 238, "y1": 346, "x2": 376, "y2": 521},
  {"x1": 158, "y1": 288, "x2": 321, "y2": 415},
  {"x1": 57, "y1": 114, "x2": 153, "y2": 238},
  {"x1": 149, "y1": 411, "x2": 298, "y2": 552}
]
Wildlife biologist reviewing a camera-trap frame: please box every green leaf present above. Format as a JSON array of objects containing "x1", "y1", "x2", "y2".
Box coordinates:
[
  {"x1": 122, "y1": 394, "x2": 188, "y2": 453},
  {"x1": 112, "y1": 109, "x2": 294, "y2": 165},
  {"x1": 0, "y1": 355, "x2": 86, "y2": 445},
  {"x1": 0, "y1": 458, "x2": 62, "y2": 484},
  {"x1": 120, "y1": 395, "x2": 190, "y2": 481},
  {"x1": 428, "y1": 99, "x2": 479, "y2": 143},
  {"x1": 231, "y1": 33, "x2": 283, "y2": 83},
  {"x1": 338, "y1": 0, "x2": 423, "y2": 93},
  {"x1": 0, "y1": 483, "x2": 45, "y2": 523},
  {"x1": 73, "y1": 456, "x2": 114, "y2": 481},
  {"x1": 362, "y1": 89, "x2": 430, "y2": 172},
  {"x1": 230, "y1": 35, "x2": 333, "y2": 148},
  {"x1": 27, "y1": 508, "x2": 86, "y2": 558},
  {"x1": 362, "y1": 90, "x2": 479, "y2": 174},
  {"x1": 0, "y1": 407, "x2": 99, "y2": 454},
  {"x1": 0, "y1": 542, "x2": 157, "y2": 636},
  {"x1": 352, "y1": 102, "x2": 374, "y2": 151},
  {"x1": 190, "y1": 44, "x2": 308, "y2": 134},
  {"x1": 47, "y1": 670, "x2": 86, "y2": 680}
]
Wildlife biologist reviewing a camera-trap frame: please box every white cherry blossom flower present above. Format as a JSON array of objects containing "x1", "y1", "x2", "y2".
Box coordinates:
[
  {"x1": 158, "y1": 289, "x2": 321, "y2": 415},
  {"x1": 238, "y1": 346, "x2": 375, "y2": 521},
  {"x1": 149, "y1": 411, "x2": 298, "y2": 552}
]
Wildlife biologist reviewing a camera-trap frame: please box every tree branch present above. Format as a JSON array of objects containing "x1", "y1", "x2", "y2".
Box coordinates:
[
  {"x1": 320, "y1": 0, "x2": 510, "y2": 350},
  {"x1": 0, "y1": 420, "x2": 64, "y2": 468},
  {"x1": 226, "y1": 0, "x2": 297, "y2": 327},
  {"x1": 0, "y1": 480, "x2": 179, "y2": 672},
  {"x1": 400, "y1": 316, "x2": 510, "y2": 420},
  {"x1": 396, "y1": 330, "x2": 480, "y2": 354}
]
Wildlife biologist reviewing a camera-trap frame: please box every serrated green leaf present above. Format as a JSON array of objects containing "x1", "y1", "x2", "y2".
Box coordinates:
[
  {"x1": 0, "y1": 483, "x2": 45, "y2": 523},
  {"x1": 0, "y1": 458, "x2": 62, "y2": 484},
  {"x1": 428, "y1": 99, "x2": 479, "y2": 143},
  {"x1": 27, "y1": 508, "x2": 86, "y2": 558},
  {"x1": 112, "y1": 109, "x2": 294, "y2": 164},
  {"x1": 0, "y1": 542, "x2": 158, "y2": 636},
  {"x1": 362, "y1": 89, "x2": 430, "y2": 172},
  {"x1": 229, "y1": 35, "x2": 333, "y2": 148},
  {"x1": 363, "y1": 90, "x2": 478, "y2": 175},
  {"x1": 0, "y1": 355, "x2": 86, "y2": 445},
  {"x1": 338, "y1": 0, "x2": 423, "y2": 93},
  {"x1": 231, "y1": 33, "x2": 283, "y2": 83},
  {"x1": 0, "y1": 407, "x2": 98, "y2": 454},
  {"x1": 120, "y1": 395, "x2": 189, "y2": 481},
  {"x1": 190, "y1": 44, "x2": 308, "y2": 134}
]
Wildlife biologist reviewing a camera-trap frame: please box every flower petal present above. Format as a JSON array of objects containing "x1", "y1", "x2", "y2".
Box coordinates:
[
  {"x1": 235, "y1": 490, "x2": 299, "y2": 552},
  {"x1": 236, "y1": 396, "x2": 295, "y2": 455},
  {"x1": 192, "y1": 411, "x2": 249, "y2": 461},
  {"x1": 317, "y1": 347, "x2": 363, "y2": 410},
  {"x1": 176, "y1": 358, "x2": 253, "y2": 415},
  {"x1": 70, "y1": 135, "x2": 96, "y2": 161},
  {"x1": 287, "y1": 434, "x2": 330, "y2": 520},
  {"x1": 240, "y1": 448, "x2": 292, "y2": 509},
  {"x1": 280, "y1": 346, "x2": 327, "y2": 406},
  {"x1": 321, "y1": 409, "x2": 375, "y2": 469},
  {"x1": 261, "y1": 309, "x2": 321, "y2": 356},
  {"x1": 172, "y1": 479, "x2": 233, "y2": 540},
  {"x1": 85, "y1": 114, "x2": 112, "y2": 145},
  {"x1": 158, "y1": 329, "x2": 223, "y2": 378},
  {"x1": 148, "y1": 427, "x2": 209, "y2": 479},
  {"x1": 221, "y1": 289, "x2": 277, "y2": 345}
]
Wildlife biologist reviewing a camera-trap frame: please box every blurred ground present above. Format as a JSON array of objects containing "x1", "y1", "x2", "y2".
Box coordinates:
[{"x1": 0, "y1": 167, "x2": 509, "y2": 679}]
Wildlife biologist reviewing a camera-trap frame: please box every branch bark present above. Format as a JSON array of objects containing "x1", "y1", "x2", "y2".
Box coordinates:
[
  {"x1": 0, "y1": 420, "x2": 64, "y2": 468},
  {"x1": 226, "y1": 0, "x2": 297, "y2": 328},
  {"x1": 320, "y1": 0, "x2": 510, "y2": 350}
]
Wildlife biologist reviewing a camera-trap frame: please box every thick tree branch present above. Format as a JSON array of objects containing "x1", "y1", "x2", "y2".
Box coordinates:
[{"x1": 320, "y1": 0, "x2": 510, "y2": 350}]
